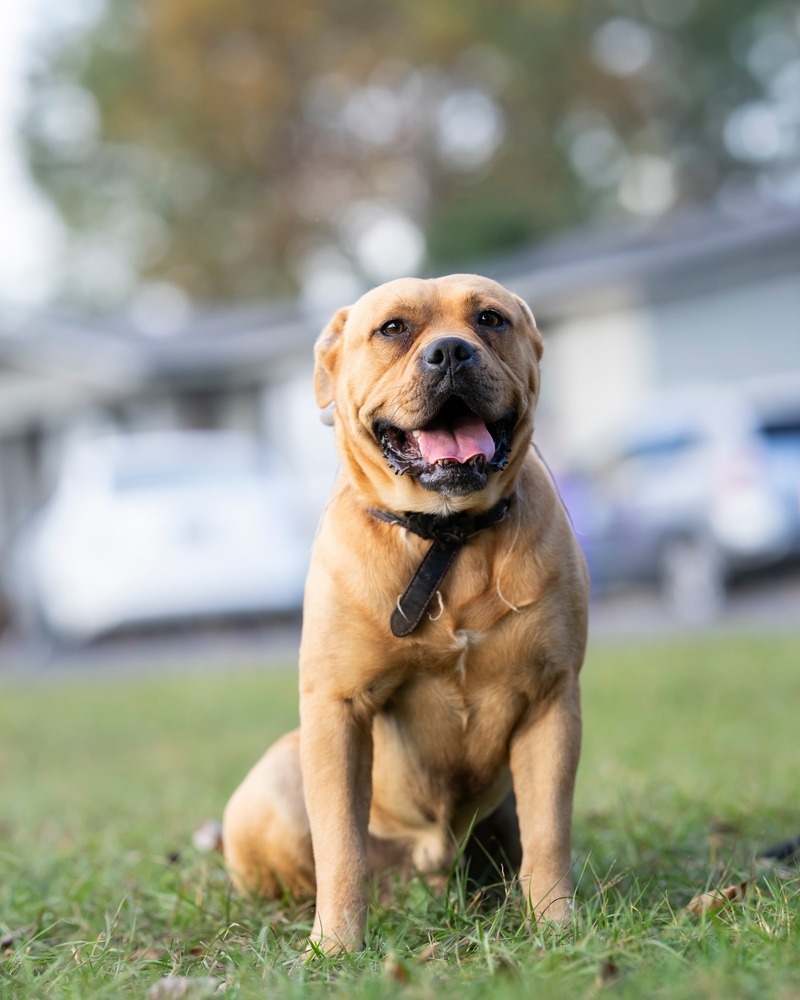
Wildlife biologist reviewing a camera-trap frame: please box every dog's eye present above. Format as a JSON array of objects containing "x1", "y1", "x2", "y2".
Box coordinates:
[
  {"x1": 378, "y1": 318, "x2": 408, "y2": 337},
  {"x1": 477, "y1": 309, "x2": 506, "y2": 330}
]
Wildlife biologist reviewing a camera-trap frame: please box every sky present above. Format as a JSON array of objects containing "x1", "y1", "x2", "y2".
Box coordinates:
[{"x1": 0, "y1": 0, "x2": 65, "y2": 310}]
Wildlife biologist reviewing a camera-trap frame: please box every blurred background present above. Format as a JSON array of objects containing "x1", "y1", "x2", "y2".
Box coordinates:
[{"x1": 1, "y1": 0, "x2": 799, "y2": 666}]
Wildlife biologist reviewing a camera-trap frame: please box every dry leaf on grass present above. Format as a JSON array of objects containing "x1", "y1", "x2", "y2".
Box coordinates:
[
  {"x1": 417, "y1": 941, "x2": 438, "y2": 963},
  {"x1": 147, "y1": 975, "x2": 221, "y2": 999},
  {"x1": 384, "y1": 952, "x2": 411, "y2": 982},
  {"x1": 685, "y1": 881, "x2": 748, "y2": 916},
  {"x1": 192, "y1": 821, "x2": 223, "y2": 854},
  {"x1": 594, "y1": 959, "x2": 621, "y2": 988},
  {"x1": 129, "y1": 947, "x2": 166, "y2": 961}
]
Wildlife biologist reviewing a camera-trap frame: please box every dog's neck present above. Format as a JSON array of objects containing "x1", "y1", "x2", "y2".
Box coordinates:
[
  {"x1": 368, "y1": 495, "x2": 513, "y2": 637},
  {"x1": 368, "y1": 495, "x2": 512, "y2": 544}
]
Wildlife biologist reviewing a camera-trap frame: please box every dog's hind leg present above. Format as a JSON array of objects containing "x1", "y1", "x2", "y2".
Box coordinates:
[{"x1": 222, "y1": 729, "x2": 317, "y2": 899}]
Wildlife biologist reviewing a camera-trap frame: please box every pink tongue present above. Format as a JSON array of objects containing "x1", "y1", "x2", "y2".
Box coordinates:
[{"x1": 417, "y1": 413, "x2": 495, "y2": 465}]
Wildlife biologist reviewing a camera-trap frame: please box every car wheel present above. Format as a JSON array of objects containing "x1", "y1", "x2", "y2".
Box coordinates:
[{"x1": 660, "y1": 536, "x2": 726, "y2": 623}]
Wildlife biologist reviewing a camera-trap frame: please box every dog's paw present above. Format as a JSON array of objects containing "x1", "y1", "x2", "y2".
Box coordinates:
[
  {"x1": 305, "y1": 932, "x2": 363, "y2": 958},
  {"x1": 533, "y1": 892, "x2": 574, "y2": 925},
  {"x1": 519, "y1": 875, "x2": 575, "y2": 926},
  {"x1": 305, "y1": 908, "x2": 366, "y2": 957}
]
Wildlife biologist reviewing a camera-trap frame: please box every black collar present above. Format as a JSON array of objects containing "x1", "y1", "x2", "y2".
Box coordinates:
[{"x1": 369, "y1": 496, "x2": 512, "y2": 637}]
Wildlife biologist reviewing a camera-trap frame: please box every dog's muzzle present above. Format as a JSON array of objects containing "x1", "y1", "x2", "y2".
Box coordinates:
[
  {"x1": 372, "y1": 336, "x2": 516, "y2": 496},
  {"x1": 374, "y1": 399, "x2": 514, "y2": 498}
]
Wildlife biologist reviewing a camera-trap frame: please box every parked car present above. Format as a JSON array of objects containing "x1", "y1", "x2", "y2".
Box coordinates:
[
  {"x1": 566, "y1": 379, "x2": 800, "y2": 621},
  {"x1": 3, "y1": 430, "x2": 312, "y2": 643}
]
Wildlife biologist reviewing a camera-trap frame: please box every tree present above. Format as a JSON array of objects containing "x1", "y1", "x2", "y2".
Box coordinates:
[{"x1": 22, "y1": 0, "x2": 800, "y2": 309}]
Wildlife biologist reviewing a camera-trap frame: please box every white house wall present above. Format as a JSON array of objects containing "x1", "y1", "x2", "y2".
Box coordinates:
[
  {"x1": 539, "y1": 303, "x2": 656, "y2": 463},
  {"x1": 649, "y1": 271, "x2": 800, "y2": 388},
  {"x1": 260, "y1": 372, "x2": 339, "y2": 535}
]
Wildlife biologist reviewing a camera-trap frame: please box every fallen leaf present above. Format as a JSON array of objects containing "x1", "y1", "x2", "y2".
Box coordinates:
[
  {"x1": 220, "y1": 935, "x2": 250, "y2": 950},
  {"x1": 147, "y1": 976, "x2": 220, "y2": 999},
  {"x1": 384, "y1": 952, "x2": 410, "y2": 983},
  {"x1": 417, "y1": 941, "x2": 438, "y2": 963},
  {"x1": 595, "y1": 959, "x2": 621, "y2": 988},
  {"x1": 129, "y1": 948, "x2": 165, "y2": 961},
  {"x1": 192, "y1": 821, "x2": 224, "y2": 854},
  {"x1": 685, "y1": 881, "x2": 748, "y2": 916}
]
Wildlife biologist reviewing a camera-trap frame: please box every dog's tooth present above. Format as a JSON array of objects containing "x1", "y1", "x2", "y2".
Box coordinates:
[{"x1": 410, "y1": 430, "x2": 421, "y2": 440}]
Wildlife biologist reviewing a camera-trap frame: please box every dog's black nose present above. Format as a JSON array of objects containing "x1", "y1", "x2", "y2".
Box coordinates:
[{"x1": 422, "y1": 337, "x2": 477, "y2": 371}]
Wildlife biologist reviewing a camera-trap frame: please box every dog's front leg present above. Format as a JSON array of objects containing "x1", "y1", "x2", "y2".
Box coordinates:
[
  {"x1": 509, "y1": 675, "x2": 581, "y2": 924},
  {"x1": 300, "y1": 690, "x2": 373, "y2": 953}
]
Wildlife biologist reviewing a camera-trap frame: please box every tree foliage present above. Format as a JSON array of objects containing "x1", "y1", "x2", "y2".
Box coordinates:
[{"x1": 22, "y1": 0, "x2": 800, "y2": 308}]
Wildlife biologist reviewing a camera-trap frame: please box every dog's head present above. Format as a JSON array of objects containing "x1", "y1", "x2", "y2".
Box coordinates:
[{"x1": 315, "y1": 274, "x2": 543, "y2": 513}]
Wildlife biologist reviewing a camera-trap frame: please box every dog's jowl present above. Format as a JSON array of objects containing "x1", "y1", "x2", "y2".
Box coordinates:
[{"x1": 223, "y1": 274, "x2": 589, "y2": 952}]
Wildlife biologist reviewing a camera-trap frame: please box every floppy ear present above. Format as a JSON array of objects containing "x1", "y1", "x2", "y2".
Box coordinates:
[
  {"x1": 314, "y1": 307, "x2": 348, "y2": 409},
  {"x1": 514, "y1": 295, "x2": 543, "y2": 361}
]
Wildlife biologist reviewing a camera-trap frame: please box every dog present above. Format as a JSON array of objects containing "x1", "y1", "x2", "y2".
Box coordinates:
[{"x1": 222, "y1": 274, "x2": 589, "y2": 952}]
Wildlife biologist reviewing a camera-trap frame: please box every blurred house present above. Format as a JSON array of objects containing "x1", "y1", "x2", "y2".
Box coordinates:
[
  {"x1": 1, "y1": 203, "x2": 799, "y2": 629},
  {"x1": 0, "y1": 302, "x2": 331, "y2": 560},
  {"x1": 505, "y1": 205, "x2": 800, "y2": 462}
]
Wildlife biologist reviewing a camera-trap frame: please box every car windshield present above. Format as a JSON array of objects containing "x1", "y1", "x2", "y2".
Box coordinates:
[
  {"x1": 759, "y1": 416, "x2": 800, "y2": 451},
  {"x1": 622, "y1": 430, "x2": 702, "y2": 463}
]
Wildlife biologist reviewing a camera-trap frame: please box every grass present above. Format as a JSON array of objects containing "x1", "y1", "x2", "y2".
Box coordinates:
[{"x1": 1, "y1": 632, "x2": 800, "y2": 998}]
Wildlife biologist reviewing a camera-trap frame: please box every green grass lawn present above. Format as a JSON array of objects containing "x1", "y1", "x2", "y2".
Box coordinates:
[{"x1": 2, "y1": 633, "x2": 800, "y2": 998}]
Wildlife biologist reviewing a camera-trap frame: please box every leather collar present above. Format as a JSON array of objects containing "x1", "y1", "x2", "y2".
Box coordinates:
[{"x1": 369, "y1": 495, "x2": 512, "y2": 637}]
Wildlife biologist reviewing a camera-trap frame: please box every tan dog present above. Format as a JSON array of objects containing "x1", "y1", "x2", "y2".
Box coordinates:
[{"x1": 223, "y1": 274, "x2": 588, "y2": 952}]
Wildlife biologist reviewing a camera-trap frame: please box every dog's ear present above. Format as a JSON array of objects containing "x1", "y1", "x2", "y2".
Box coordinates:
[
  {"x1": 314, "y1": 307, "x2": 348, "y2": 409},
  {"x1": 514, "y1": 295, "x2": 543, "y2": 361}
]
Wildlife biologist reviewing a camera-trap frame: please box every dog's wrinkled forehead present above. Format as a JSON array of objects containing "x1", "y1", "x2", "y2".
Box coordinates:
[
  {"x1": 345, "y1": 274, "x2": 535, "y2": 337},
  {"x1": 313, "y1": 274, "x2": 542, "y2": 416}
]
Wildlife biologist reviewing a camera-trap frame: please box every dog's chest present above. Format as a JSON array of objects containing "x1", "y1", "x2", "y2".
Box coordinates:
[
  {"x1": 382, "y1": 628, "x2": 525, "y2": 762},
  {"x1": 449, "y1": 627, "x2": 479, "y2": 683},
  {"x1": 425, "y1": 630, "x2": 479, "y2": 735}
]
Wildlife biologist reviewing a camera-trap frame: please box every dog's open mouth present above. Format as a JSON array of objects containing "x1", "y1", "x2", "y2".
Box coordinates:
[{"x1": 375, "y1": 398, "x2": 514, "y2": 495}]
